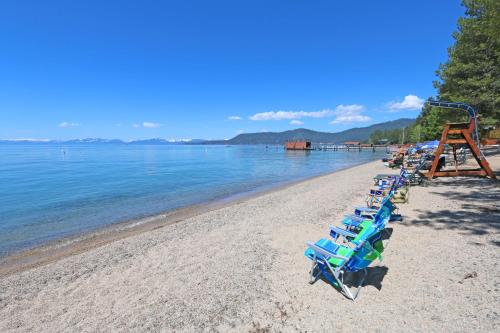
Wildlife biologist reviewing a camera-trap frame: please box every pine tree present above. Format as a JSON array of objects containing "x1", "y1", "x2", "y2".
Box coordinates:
[{"x1": 433, "y1": 0, "x2": 500, "y2": 125}]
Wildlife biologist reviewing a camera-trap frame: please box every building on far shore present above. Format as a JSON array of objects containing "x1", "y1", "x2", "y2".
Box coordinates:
[
  {"x1": 284, "y1": 140, "x2": 311, "y2": 150},
  {"x1": 343, "y1": 141, "x2": 360, "y2": 146}
]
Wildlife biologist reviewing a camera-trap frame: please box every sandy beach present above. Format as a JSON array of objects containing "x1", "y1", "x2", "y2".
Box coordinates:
[{"x1": 1, "y1": 156, "x2": 499, "y2": 332}]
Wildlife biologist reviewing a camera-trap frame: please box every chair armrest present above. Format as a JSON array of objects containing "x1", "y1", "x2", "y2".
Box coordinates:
[
  {"x1": 344, "y1": 214, "x2": 366, "y2": 222},
  {"x1": 353, "y1": 208, "x2": 377, "y2": 218},
  {"x1": 306, "y1": 242, "x2": 349, "y2": 261},
  {"x1": 354, "y1": 207, "x2": 378, "y2": 213},
  {"x1": 329, "y1": 225, "x2": 357, "y2": 238}
]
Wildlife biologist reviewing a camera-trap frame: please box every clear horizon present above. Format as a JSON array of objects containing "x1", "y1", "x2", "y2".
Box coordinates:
[
  {"x1": 0, "y1": 117, "x2": 415, "y2": 142},
  {"x1": 0, "y1": 1, "x2": 463, "y2": 140}
]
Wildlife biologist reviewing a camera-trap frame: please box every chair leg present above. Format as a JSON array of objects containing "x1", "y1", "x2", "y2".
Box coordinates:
[
  {"x1": 332, "y1": 271, "x2": 354, "y2": 300},
  {"x1": 340, "y1": 272, "x2": 355, "y2": 300},
  {"x1": 309, "y1": 261, "x2": 319, "y2": 284},
  {"x1": 350, "y1": 268, "x2": 368, "y2": 300},
  {"x1": 382, "y1": 229, "x2": 391, "y2": 249},
  {"x1": 338, "y1": 268, "x2": 368, "y2": 300}
]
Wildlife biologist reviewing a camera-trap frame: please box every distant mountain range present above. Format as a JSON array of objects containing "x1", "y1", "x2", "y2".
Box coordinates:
[
  {"x1": 0, "y1": 138, "x2": 207, "y2": 144},
  {"x1": 0, "y1": 118, "x2": 415, "y2": 145},
  {"x1": 205, "y1": 118, "x2": 415, "y2": 145}
]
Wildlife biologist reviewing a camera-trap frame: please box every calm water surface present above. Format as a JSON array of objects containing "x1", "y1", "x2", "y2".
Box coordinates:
[{"x1": 0, "y1": 143, "x2": 385, "y2": 256}]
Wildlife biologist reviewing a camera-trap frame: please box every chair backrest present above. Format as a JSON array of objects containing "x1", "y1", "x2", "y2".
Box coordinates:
[
  {"x1": 345, "y1": 197, "x2": 393, "y2": 270},
  {"x1": 411, "y1": 157, "x2": 428, "y2": 175},
  {"x1": 352, "y1": 194, "x2": 391, "y2": 243},
  {"x1": 389, "y1": 174, "x2": 407, "y2": 191},
  {"x1": 347, "y1": 231, "x2": 383, "y2": 271},
  {"x1": 370, "y1": 189, "x2": 385, "y2": 196},
  {"x1": 378, "y1": 170, "x2": 407, "y2": 190},
  {"x1": 372, "y1": 194, "x2": 393, "y2": 228},
  {"x1": 400, "y1": 167, "x2": 408, "y2": 178}
]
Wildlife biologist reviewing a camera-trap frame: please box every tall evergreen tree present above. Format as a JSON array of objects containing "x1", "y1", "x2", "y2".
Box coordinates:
[{"x1": 433, "y1": 0, "x2": 500, "y2": 125}]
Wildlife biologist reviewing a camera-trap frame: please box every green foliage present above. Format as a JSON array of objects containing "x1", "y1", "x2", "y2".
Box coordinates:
[
  {"x1": 408, "y1": 124, "x2": 422, "y2": 143},
  {"x1": 416, "y1": 102, "x2": 468, "y2": 141},
  {"x1": 433, "y1": 0, "x2": 500, "y2": 125},
  {"x1": 410, "y1": 0, "x2": 499, "y2": 142},
  {"x1": 368, "y1": 126, "x2": 413, "y2": 144}
]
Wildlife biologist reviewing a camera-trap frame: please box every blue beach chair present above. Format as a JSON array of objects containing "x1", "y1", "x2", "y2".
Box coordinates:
[
  {"x1": 330, "y1": 220, "x2": 381, "y2": 245},
  {"x1": 342, "y1": 194, "x2": 395, "y2": 229},
  {"x1": 337, "y1": 196, "x2": 395, "y2": 248},
  {"x1": 377, "y1": 174, "x2": 406, "y2": 190},
  {"x1": 365, "y1": 189, "x2": 389, "y2": 208},
  {"x1": 305, "y1": 230, "x2": 383, "y2": 300},
  {"x1": 373, "y1": 166, "x2": 408, "y2": 185},
  {"x1": 375, "y1": 157, "x2": 427, "y2": 187},
  {"x1": 375, "y1": 168, "x2": 413, "y2": 191}
]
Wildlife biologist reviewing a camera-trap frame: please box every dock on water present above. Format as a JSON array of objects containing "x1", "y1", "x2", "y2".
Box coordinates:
[{"x1": 285, "y1": 140, "x2": 388, "y2": 152}]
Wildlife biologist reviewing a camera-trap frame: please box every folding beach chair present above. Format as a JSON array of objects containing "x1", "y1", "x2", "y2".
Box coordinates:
[
  {"x1": 376, "y1": 170, "x2": 409, "y2": 190},
  {"x1": 341, "y1": 194, "x2": 395, "y2": 229},
  {"x1": 352, "y1": 198, "x2": 399, "y2": 221},
  {"x1": 365, "y1": 187, "x2": 395, "y2": 208},
  {"x1": 374, "y1": 180, "x2": 409, "y2": 204},
  {"x1": 375, "y1": 157, "x2": 427, "y2": 187},
  {"x1": 304, "y1": 231, "x2": 383, "y2": 300},
  {"x1": 365, "y1": 189, "x2": 385, "y2": 208},
  {"x1": 373, "y1": 167, "x2": 408, "y2": 185},
  {"x1": 370, "y1": 171, "x2": 412, "y2": 206},
  {"x1": 401, "y1": 157, "x2": 428, "y2": 186}
]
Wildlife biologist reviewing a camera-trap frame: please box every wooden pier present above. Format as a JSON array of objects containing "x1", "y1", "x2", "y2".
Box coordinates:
[
  {"x1": 311, "y1": 143, "x2": 387, "y2": 152},
  {"x1": 284, "y1": 140, "x2": 388, "y2": 152}
]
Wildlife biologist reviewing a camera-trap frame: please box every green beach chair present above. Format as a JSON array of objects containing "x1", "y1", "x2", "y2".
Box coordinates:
[{"x1": 304, "y1": 232, "x2": 383, "y2": 300}]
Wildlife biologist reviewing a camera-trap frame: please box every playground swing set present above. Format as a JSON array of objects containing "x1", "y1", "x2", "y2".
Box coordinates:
[{"x1": 425, "y1": 101, "x2": 496, "y2": 180}]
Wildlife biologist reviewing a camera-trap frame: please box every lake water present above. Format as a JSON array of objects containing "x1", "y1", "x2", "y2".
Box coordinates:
[{"x1": 0, "y1": 143, "x2": 385, "y2": 256}]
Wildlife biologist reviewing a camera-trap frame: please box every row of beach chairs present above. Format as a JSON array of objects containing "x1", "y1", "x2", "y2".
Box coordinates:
[{"x1": 304, "y1": 162, "x2": 422, "y2": 300}]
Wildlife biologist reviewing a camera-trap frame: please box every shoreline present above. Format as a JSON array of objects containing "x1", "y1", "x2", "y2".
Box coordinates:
[
  {"x1": 1, "y1": 155, "x2": 498, "y2": 332},
  {"x1": 0, "y1": 158, "x2": 379, "y2": 277}
]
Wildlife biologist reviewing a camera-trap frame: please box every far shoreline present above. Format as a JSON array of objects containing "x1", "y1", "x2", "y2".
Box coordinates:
[{"x1": 0, "y1": 158, "x2": 386, "y2": 277}]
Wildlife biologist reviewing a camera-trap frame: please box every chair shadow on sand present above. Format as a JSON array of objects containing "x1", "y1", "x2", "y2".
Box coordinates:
[{"x1": 318, "y1": 266, "x2": 390, "y2": 295}]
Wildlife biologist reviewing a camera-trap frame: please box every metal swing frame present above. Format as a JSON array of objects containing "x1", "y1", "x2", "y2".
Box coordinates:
[{"x1": 426, "y1": 101, "x2": 496, "y2": 179}]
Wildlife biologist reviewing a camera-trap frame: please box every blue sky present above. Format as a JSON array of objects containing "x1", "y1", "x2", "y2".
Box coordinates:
[{"x1": 0, "y1": 0, "x2": 464, "y2": 140}]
